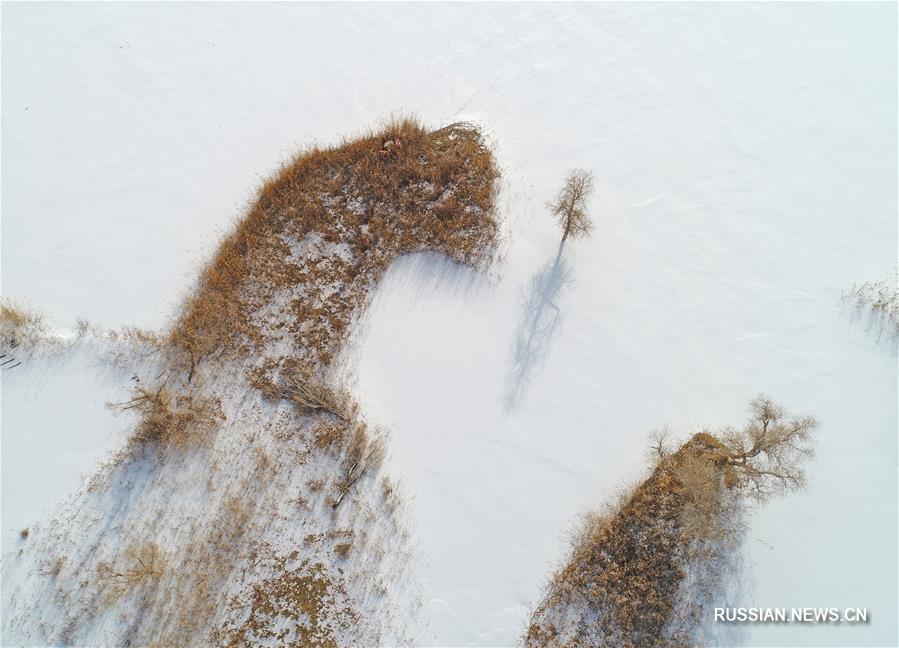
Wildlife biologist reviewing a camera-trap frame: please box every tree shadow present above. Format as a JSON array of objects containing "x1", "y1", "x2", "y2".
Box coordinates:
[{"x1": 504, "y1": 242, "x2": 574, "y2": 409}]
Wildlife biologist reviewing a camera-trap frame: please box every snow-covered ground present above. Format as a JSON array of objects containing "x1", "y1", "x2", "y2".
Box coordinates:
[
  {"x1": 0, "y1": 338, "x2": 137, "y2": 552},
  {"x1": 2, "y1": 3, "x2": 896, "y2": 646}
]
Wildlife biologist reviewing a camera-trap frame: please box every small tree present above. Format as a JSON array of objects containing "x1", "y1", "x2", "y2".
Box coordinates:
[{"x1": 550, "y1": 169, "x2": 595, "y2": 242}]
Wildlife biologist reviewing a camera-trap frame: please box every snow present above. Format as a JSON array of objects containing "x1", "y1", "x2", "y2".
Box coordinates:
[
  {"x1": 0, "y1": 338, "x2": 138, "y2": 551},
  {"x1": 2, "y1": 2, "x2": 896, "y2": 646}
]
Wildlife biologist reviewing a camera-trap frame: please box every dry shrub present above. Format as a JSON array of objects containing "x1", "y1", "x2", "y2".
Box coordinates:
[
  {"x1": 252, "y1": 447, "x2": 273, "y2": 477},
  {"x1": 250, "y1": 362, "x2": 358, "y2": 426},
  {"x1": 842, "y1": 268, "x2": 899, "y2": 341},
  {"x1": 0, "y1": 300, "x2": 46, "y2": 346},
  {"x1": 328, "y1": 530, "x2": 354, "y2": 560},
  {"x1": 672, "y1": 454, "x2": 726, "y2": 541},
  {"x1": 112, "y1": 381, "x2": 224, "y2": 451},
  {"x1": 332, "y1": 424, "x2": 386, "y2": 509},
  {"x1": 217, "y1": 492, "x2": 254, "y2": 550},
  {"x1": 121, "y1": 326, "x2": 164, "y2": 349},
  {"x1": 97, "y1": 543, "x2": 165, "y2": 603},
  {"x1": 380, "y1": 475, "x2": 402, "y2": 512},
  {"x1": 313, "y1": 421, "x2": 349, "y2": 452},
  {"x1": 277, "y1": 372, "x2": 354, "y2": 422},
  {"x1": 39, "y1": 556, "x2": 66, "y2": 578},
  {"x1": 75, "y1": 318, "x2": 103, "y2": 338}
]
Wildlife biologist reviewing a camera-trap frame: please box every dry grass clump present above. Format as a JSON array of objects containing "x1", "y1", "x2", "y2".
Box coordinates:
[
  {"x1": 169, "y1": 118, "x2": 499, "y2": 380},
  {"x1": 333, "y1": 541, "x2": 353, "y2": 560},
  {"x1": 0, "y1": 300, "x2": 47, "y2": 346},
  {"x1": 842, "y1": 268, "x2": 899, "y2": 344},
  {"x1": 332, "y1": 424, "x2": 387, "y2": 509},
  {"x1": 111, "y1": 380, "x2": 224, "y2": 451},
  {"x1": 278, "y1": 374, "x2": 353, "y2": 422},
  {"x1": 39, "y1": 555, "x2": 66, "y2": 578},
  {"x1": 96, "y1": 543, "x2": 166, "y2": 603},
  {"x1": 119, "y1": 326, "x2": 165, "y2": 349},
  {"x1": 526, "y1": 396, "x2": 817, "y2": 647}
]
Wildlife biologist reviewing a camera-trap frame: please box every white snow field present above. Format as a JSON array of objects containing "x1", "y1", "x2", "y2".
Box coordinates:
[{"x1": 2, "y1": 3, "x2": 896, "y2": 647}]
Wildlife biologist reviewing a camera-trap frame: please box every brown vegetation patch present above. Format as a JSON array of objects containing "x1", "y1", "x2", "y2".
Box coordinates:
[
  {"x1": 526, "y1": 396, "x2": 817, "y2": 647},
  {"x1": 217, "y1": 552, "x2": 356, "y2": 647},
  {"x1": 169, "y1": 118, "x2": 499, "y2": 380},
  {"x1": 111, "y1": 380, "x2": 224, "y2": 451},
  {"x1": 96, "y1": 543, "x2": 166, "y2": 604}
]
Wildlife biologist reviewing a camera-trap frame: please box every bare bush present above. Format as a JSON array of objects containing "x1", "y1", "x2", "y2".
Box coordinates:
[
  {"x1": 39, "y1": 556, "x2": 66, "y2": 578},
  {"x1": 550, "y1": 169, "x2": 595, "y2": 242},
  {"x1": 332, "y1": 425, "x2": 386, "y2": 509},
  {"x1": 0, "y1": 300, "x2": 47, "y2": 347},
  {"x1": 279, "y1": 374, "x2": 353, "y2": 422},
  {"x1": 111, "y1": 380, "x2": 224, "y2": 450},
  {"x1": 672, "y1": 453, "x2": 727, "y2": 540},
  {"x1": 842, "y1": 268, "x2": 899, "y2": 343},
  {"x1": 97, "y1": 543, "x2": 165, "y2": 602}
]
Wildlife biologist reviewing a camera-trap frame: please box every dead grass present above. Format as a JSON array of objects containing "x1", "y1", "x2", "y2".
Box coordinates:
[
  {"x1": 0, "y1": 300, "x2": 47, "y2": 346},
  {"x1": 526, "y1": 398, "x2": 816, "y2": 647},
  {"x1": 842, "y1": 268, "x2": 899, "y2": 344},
  {"x1": 168, "y1": 118, "x2": 498, "y2": 381},
  {"x1": 39, "y1": 556, "x2": 66, "y2": 578},
  {"x1": 96, "y1": 543, "x2": 166, "y2": 604},
  {"x1": 250, "y1": 362, "x2": 356, "y2": 423},
  {"x1": 110, "y1": 380, "x2": 224, "y2": 451},
  {"x1": 526, "y1": 435, "x2": 726, "y2": 647},
  {"x1": 216, "y1": 552, "x2": 357, "y2": 647},
  {"x1": 332, "y1": 424, "x2": 386, "y2": 509}
]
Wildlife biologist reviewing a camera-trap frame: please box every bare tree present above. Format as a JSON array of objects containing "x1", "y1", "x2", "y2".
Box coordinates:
[
  {"x1": 720, "y1": 395, "x2": 818, "y2": 502},
  {"x1": 550, "y1": 169, "x2": 595, "y2": 242}
]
